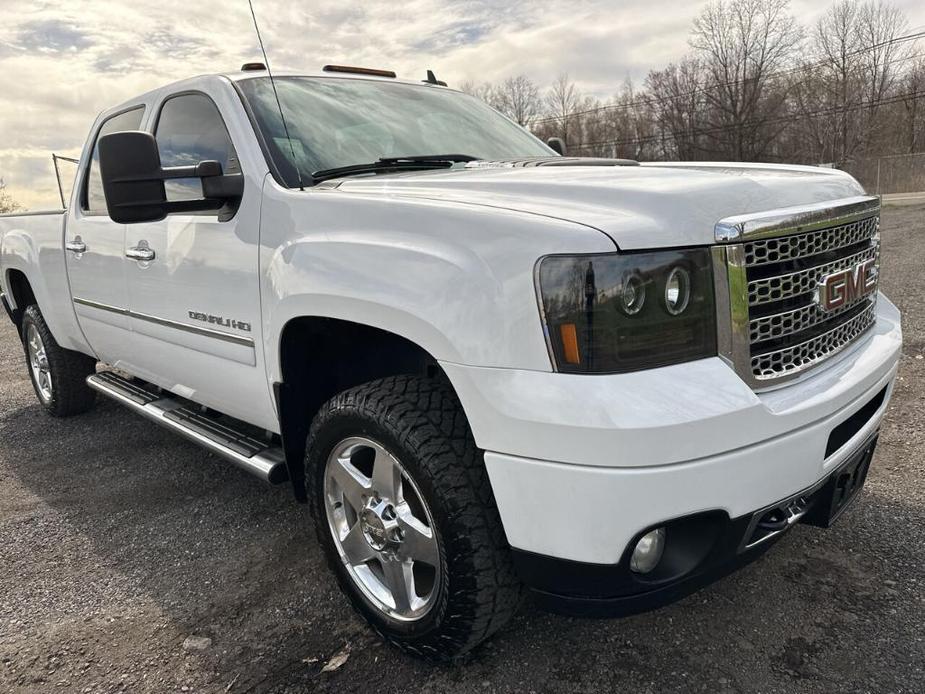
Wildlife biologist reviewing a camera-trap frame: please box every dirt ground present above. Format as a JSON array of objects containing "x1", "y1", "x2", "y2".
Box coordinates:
[{"x1": 1, "y1": 203, "x2": 923, "y2": 694}]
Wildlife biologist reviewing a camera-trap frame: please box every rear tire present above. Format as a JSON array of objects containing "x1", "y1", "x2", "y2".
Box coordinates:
[
  {"x1": 21, "y1": 305, "x2": 97, "y2": 417},
  {"x1": 306, "y1": 375, "x2": 522, "y2": 661}
]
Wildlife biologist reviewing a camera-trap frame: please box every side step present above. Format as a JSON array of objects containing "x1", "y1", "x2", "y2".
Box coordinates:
[{"x1": 87, "y1": 372, "x2": 288, "y2": 485}]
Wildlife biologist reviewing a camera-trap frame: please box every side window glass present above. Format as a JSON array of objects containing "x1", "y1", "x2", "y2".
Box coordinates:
[
  {"x1": 155, "y1": 93, "x2": 241, "y2": 203},
  {"x1": 83, "y1": 107, "x2": 145, "y2": 214}
]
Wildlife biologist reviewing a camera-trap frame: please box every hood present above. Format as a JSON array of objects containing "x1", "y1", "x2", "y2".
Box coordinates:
[{"x1": 332, "y1": 161, "x2": 867, "y2": 249}]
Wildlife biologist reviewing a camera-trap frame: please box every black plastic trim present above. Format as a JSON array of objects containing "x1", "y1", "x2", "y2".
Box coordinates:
[
  {"x1": 517, "y1": 540, "x2": 775, "y2": 618},
  {"x1": 1, "y1": 292, "x2": 19, "y2": 328},
  {"x1": 273, "y1": 381, "x2": 310, "y2": 502},
  {"x1": 825, "y1": 387, "x2": 887, "y2": 458},
  {"x1": 512, "y1": 510, "x2": 753, "y2": 617}
]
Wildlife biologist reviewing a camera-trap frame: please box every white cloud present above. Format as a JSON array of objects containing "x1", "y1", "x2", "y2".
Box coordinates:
[{"x1": 1, "y1": 0, "x2": 923, "y2": 208}]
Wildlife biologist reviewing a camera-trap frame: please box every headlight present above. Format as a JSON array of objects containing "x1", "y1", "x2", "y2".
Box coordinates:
[{"x1": 536, "y1": 249, "x2": 717, "y2": 373}]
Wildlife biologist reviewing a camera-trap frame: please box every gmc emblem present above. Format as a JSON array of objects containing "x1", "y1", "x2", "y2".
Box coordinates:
[{"x1": 815, "y1": 259, "x2": 878, "y2": 312}]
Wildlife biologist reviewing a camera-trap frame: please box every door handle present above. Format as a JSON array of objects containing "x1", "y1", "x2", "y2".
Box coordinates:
[
  {"x1": 65, "y1": 237, "x2": 87, "y2": 254},
  {"x1": 126, "y1": 242, "x2": 155, "y2": 262}
]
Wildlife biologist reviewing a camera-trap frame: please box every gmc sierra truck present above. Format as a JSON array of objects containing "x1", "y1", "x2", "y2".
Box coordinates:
[{"x1": 0, "y1": 65, "x2": 902, "y2": 660}]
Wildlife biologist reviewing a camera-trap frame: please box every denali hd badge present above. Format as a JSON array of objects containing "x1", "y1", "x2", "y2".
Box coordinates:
[
  {"x1": 188, "y1": 311, "x2": 252, "y2": 332},
  {"x1": 815, "y1": 259, "x2": 878, "y2": 312}
]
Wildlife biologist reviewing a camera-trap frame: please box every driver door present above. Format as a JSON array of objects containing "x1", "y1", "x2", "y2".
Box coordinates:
[{"x1": 120, "y1": 90, "x2": 274, "y2": 430}]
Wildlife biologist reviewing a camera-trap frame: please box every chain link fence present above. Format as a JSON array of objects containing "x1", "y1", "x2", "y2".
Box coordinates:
[{"x1": 841, "y1": 153, "x2": 925, "y2": 195}]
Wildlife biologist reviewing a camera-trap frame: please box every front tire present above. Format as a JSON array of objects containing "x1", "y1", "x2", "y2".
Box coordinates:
[
  {"x1": 306, "y1": 375, "x2": 522, "y2": 661},
  {"x1": 21, "y1": 305, "x2": 97, "y2": 417}
]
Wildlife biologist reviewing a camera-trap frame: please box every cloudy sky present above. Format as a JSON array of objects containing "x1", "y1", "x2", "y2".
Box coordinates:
[{"x1": 2, "y1": 0, "x2": 924, "y2": 209}]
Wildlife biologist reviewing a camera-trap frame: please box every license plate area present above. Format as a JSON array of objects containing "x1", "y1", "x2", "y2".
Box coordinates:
[{"x1": 802, "y1": 435, "x2": 877, "y2": 528}]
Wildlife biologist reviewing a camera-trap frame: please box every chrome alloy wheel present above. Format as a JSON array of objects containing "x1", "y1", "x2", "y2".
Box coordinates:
[
  {"x1": 26, "y1": 323, "x2": 53, "y2": 403},
  {"x1": 324, "y1": 436, "x2": 441, "y2": 621}
]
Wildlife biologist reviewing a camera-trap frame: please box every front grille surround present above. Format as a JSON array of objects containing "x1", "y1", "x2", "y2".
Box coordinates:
[{"x1": 713, "y1": 195, "x2": 881, "y2": 390}]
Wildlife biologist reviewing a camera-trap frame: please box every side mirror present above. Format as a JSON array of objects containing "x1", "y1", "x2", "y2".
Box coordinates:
[
  {"x1": 98, "y1": 131, "x2": 244, "y2": 224},
  {"x1": 546, "y1": 137, "x2": 566, "y2": 156}
]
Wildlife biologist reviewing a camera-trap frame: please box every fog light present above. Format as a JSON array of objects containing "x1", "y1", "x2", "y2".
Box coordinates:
[{"x1": 630, "y1": 527, "x2": 666, "y2": 574}]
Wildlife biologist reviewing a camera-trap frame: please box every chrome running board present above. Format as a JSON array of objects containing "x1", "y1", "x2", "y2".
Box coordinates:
[{"x1": 87, "y1": 371, "x2": 287, "y2": 485}]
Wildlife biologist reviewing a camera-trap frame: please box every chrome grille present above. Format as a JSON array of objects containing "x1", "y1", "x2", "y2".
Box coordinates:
[
  {"x1": 714, "y1": 196, "x2": 881, "y2": 389},
  {"x1": 748, "y1": 295, "x2": 866, "y2": 344},
  {"x1": 743, "y1": 215, "x2": 878, "y2": 266},
  {"x1": 747, "y1": 246, "x2": 878, "y2": 306},
  {"x1": 751, "y1": 303, "x2": 877, "y2": 378}
]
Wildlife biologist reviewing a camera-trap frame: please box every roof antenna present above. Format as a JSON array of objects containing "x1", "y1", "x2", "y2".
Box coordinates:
[
  {"x1": 247, "y1": 0, "x2": 305, "y2": 190},
  {"x1": 424, "y1": 69, "x2": 447, "y2": 86}
]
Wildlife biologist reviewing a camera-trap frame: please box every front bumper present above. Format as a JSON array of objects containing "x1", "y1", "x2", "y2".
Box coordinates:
[
  {"x1": 441, "y1": 294, "x2": 901, "y2": 570},
  {"x1": 514, "y1": 434, "x2": 878, "y2": 616}
]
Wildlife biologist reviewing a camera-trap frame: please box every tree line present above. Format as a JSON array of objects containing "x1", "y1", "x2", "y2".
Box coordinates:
[
  {"x1": 0, "y1": 179, "x2": 23, "y2": 214},
  {"x1": 464, "y1": 0, "x2": 924, "y2": 167}
]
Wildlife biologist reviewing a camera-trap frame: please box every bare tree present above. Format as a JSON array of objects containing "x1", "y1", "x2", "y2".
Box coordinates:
[
  {"x1": 857, "y1": 1, "x2": 910, "y2": 105},
  {"x1": 690, "y1": 0, "x2": 801, "y2": 160},
  {"x1": 545, "y1": 74, "x2": 586, "y2": 146},
  {"x1": 599, "y1": 79, "x2": 658, "y2": 160},
  {"x1": 0, "y1": 179, "x2": 23, "y2": 214},
  {"x1": 812, "y1": 0, "x2": 864, "y2": 163},
  {"x1": 787, "y1": 61, "x2": 835, "y2": 163},
  {"x1": 807, "y1": 0, "x2": 911, "y2": 164},
  {"x1": 494, "y1": 75, "x2": 542, "y2": 126},
  {"x1": 899, "y1": 57, "x2": 925, "y2": 153},
  {"x1": 646, "y1": 58, "x2": 709, "y2": 159},
  {"x1": 458, "y1": 80, "x2": 501, "y2": 109}
]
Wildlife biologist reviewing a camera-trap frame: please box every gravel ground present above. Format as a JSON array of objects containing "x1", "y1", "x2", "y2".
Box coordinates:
[{"x1": 1, "y1": 203, "x2": 923, "y2": 694}]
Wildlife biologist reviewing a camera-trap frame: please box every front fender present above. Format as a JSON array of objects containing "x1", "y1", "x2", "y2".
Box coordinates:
[{"x1": 258, "y1": 182, "x2": 616, "y2": 383}]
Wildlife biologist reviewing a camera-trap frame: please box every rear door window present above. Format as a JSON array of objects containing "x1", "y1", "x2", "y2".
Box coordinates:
[{"x1": 83, "y1": 107, "x2": 145, "y2": 215}]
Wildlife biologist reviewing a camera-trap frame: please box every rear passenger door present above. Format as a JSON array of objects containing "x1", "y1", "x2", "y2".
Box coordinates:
[
  {"x1": 121, "y1": 90, "x2": 274, "y2": 430},
  {"x1": 66, "y1": 106, "x2": 145, "y2": 365}
]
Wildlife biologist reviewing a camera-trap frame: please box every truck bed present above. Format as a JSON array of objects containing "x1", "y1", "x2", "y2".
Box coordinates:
[{"x1": 0, "y1": 207, "x2": 86, "y2": 352}]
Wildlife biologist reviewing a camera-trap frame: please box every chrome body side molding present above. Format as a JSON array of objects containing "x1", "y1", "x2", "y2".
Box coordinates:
[{"x1": 73, "y1": 297, "x2": 253, "y2": 347}]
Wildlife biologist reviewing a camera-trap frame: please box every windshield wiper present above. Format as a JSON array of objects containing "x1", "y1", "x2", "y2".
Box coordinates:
[{"x1": 312, "y1": 154, "x2": 479, "y2": 183}]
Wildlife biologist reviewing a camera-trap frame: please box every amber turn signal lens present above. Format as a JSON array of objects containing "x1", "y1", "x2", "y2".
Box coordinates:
[{"x1": 559, "y1": 323, "x2": 581, "y2": 364}]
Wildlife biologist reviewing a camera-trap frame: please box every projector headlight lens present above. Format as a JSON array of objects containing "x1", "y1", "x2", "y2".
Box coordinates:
[
  {"x1": 536, "y1": 249, "x2": 716, "y2": 373},
  {"x1": 621, "y1": 273, "x2": 646, "y2": 315},
  {"x1": 664, "y1": 266, "x2": 691, "y2": 315}
]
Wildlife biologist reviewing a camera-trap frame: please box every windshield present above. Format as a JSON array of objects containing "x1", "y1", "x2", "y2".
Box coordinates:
[{"x1": 237, "y1": 76, "x2": 553, "y2": 187}]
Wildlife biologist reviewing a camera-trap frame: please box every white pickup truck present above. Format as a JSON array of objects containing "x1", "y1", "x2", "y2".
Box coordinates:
[{"x1": 0, "y1": 65, "x2": 902, "y2": 660}]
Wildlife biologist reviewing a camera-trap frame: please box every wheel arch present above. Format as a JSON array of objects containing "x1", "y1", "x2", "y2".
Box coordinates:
[
  {"x1": 3, "y1": 268, "x2": 37, "y2": 333},
  {"x1": 274, "y1": 315, "x2": 465, "y2": 501}
]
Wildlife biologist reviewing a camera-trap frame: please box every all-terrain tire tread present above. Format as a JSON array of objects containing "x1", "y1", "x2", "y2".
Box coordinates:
[
  {"x1": 306, "y1": 375, "x2": 523, "y2": 661},
  {"x1": 21, "y1": 305, "x2": 96, "y2": 417}
]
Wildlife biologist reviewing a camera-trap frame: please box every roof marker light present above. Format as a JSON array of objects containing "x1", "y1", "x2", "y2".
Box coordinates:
[{"x1": 323, "y1": 65, "x2": 397, "y2": 78}]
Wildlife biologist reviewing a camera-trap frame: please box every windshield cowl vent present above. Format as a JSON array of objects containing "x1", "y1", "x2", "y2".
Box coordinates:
[{"x1": 465, "y1": 157, "x2": 640, "y2": 169}]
